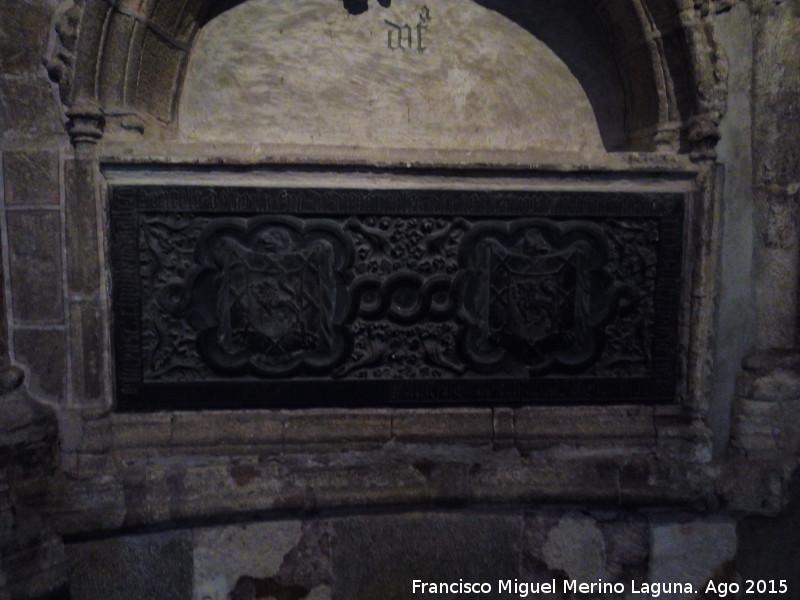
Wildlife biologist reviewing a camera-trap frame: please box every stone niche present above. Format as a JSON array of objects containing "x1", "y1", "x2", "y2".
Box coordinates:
[
  {"x1": 0, "y1": 0, "x2": 757, "y2": 597},
  {"x1": 18, "y1": 3, "x2": 743, "y2": 596},
  {"x1": 89, "y1": 0, "x2": 716, "y2": 500},
  {"x1": 6, "y1": 0, "x2": 799, "y2": 597},
  {"x1": 101, "y1": 0, "x2": 699, "y2": 415}
]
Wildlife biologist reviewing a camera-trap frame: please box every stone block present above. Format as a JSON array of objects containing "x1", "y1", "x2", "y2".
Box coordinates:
[
  {"x1": 742, "y1": 350, "x2": 800, "y2": 373},
  {"x1": 0, "y1": 0, "x2": 54, "y2": 74},
  {"x1": 731, "y1": 399, "x2": 782, "y2": 455},
  {"x1": 193, "y1": 520, "x2": 303, "y2": 600},
  {"x1": 3, "y1": 150, "x2": 60, "y2": 206},
  {"x1": 520, "y1": 511, "x2": 576, "y2": 591},
  {"x1": 738, "y1": 479, "x2": 800, "y2": 600},
  {"x1": 332, "y1": 512, "x2": 522, "y2": 600},
  {"x1": 68, "y1": 531, "x2": 192, "y2": 600},
  {"x1": 0, "y1": 74, "x2": 64, "y2": 140},
  {"x1": 6, "y1": 210, "x2": 64, "y2": 324},
  {"x1": 46, "y1": 475, "x2": 125, "y2": 535},
  {"x1": 125, "y1": 461, "x2": 287, "y2": 524},
  {"x1": 0, "y1": 474, "x2": 12, "y2": 532},
  {"x1": 471, "y1": 458, "x2": 616, "y2": 505},
  {"x1": 307, "y1": 585, "x2": 331, "y2": 600},
  {"x1": 283, "y1": 409, "x2": 391, "y2": 450},
  {"x1": 58, "y1": 409, "x2": 84, "y2": 454},
  {"x1": 150, "y1": 0, "x2": 188, "y2": 37},
  {"x1": 522, "y1": 511, "x2": 562, "y2": 566},
  {"x1": 523, "y1": 509, "x2": 650, "y2": 585},
  {"x1": 598, "y1": 514, "x2": 650, "y2": 579},
  {"x1": 73, "y1": 452, "x2": 115, "y2": 478},
  {"x1": 0, "y1": 393, "x2": 58, "y2": 477},
  {"x1": 112, "y1": 413, "x2": 173, "y2": 449},
  {"x1": 270, "y1": 461, "x2": 427, "y2": 511},
  {"x1": 65, "y1": 159, "x2": 101, "y2": 296},
  {"x1": 171, "y1": 411, "x2": 282, "y2": 448},
  {"x1": 275, "y1": 521, "x2": 332, "y2": 592},
  {"x1": 79, "y1": 414, "x2": 113, "y2": 454},
  {"x1": 13, "y1": 328, "x2": 66, "y2": 402},
  {"x1": 620, "y1": 46, "x2": 661, "y2": 136},
  {"x1": 751, "y1": 369, "x2": 800, "y2": 402},
  {"x1": 515, "y1": 405, "x2": 656, "y2": 450},
  {"x1": 137, "y1": 29, "x2": 186, "y2": 121},
  {"x1": 717, "y1": 459, "x2": 784, "y2": 514},
  {"x1": 69, "y1": 301, "x2": 105, "y2": 402},
  {"x1": 392, "y1": 408, "x2": 493, "y2": 444},
  {"x1": 753, "y1": 244, "x2": 798, "y2": 349},
  {"x1": 174, "y1": 0, "x2": 203, "y2": 39},
  {"x1": 2, "y1": 520, "x2": 69, "y2": 600},
  {"x1": 492, "y1": 407, "x2": 515, "y2": 449},
  {"x1": 754, "y1": 90, "x2": 800, "y2": 186},
  {"x1": 649, "y1": 516, "x2": 737, "y2": 600},
  {"x1": 542, "y1": 513, "x2": 606, "y2": 581}
]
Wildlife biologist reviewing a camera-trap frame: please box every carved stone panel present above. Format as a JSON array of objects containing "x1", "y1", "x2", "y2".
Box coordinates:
[{"x1": 110, "y1": 186, "x2": 683, "y2": 409}]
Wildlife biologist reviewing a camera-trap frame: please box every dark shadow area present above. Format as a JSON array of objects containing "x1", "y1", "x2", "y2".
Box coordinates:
[
  {"x1": 202, "y1": 0, "x2": 391, "y2": 22},
  {"x1": 737, "y1": 469, "x2": 800, "y2": 599},
  {"x1": 341, "y1": 0, "x2": 391, "y2": 15},
  {"x1": 471, "y1": 0, "x2": 627, "y2": 151}
]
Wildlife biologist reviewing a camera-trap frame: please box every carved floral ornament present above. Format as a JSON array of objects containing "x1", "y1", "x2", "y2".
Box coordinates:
[
  {"x1": 111, "y1": 186, "x2": 683, "y2": 409},
  {"x1": 45, "y1": 0, "x2": 726, "y2": 155}
]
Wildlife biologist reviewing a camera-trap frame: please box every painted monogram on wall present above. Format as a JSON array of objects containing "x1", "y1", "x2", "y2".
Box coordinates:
[{"x1": 385, "y1": 6, "x2": 431, "y2": 52}]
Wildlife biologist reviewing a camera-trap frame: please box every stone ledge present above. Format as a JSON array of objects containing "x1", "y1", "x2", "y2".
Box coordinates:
[
  {"x1": 283, "y1": 409, "x2": 392, "y2": 451},
  {"x1": 515, "y1": 405, "x2": 657, "y2": 451},
  {"x1": 44, "y1": 447, "x2": 718, "y2": 536},
  {"x1": 392, "y1": 408, "x2": 493, "y2": 444},
  {"x1": 172, "y1": 411, "x2": 282, "y2": 448},
  {"x1": 112, "y1": 414, "x2": 171, "y2": 449},
  {"x1": 93, "y1": 404, "x2": 712, "y2": 458},
  {"x1": 41, "y1": 405, "x2": 725, "y2": 536},
  {"x1": 98, "y1": 143, "x2": 698, "y2": 176}
]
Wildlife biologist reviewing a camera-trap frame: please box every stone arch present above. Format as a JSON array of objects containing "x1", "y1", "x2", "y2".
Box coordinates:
[{"x1": 48, "y1": 0, "x2": 725, "y2": 154}]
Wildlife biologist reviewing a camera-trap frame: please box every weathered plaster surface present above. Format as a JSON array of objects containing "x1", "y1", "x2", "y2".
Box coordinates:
[
  {"x1": 193, "y1": 520, "x2": 302, "y2": 600},
  {"x1": 710, "y1": 0, "x2": 755, "y2": 456},
  {"x1": 649, "y1": 516, "x2": 737, "y2": 600},
  {"x1": 751, "y1": 1, "x2": 800, "y2": 348},
  {"x1": 179, "y1": 0, "x2": 604, "y2": 152},
  {"x1": 542, "y1": 513, "x2": 605, "y2": 581}
]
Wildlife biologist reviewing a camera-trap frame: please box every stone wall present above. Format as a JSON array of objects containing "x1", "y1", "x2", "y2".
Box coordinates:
[
  {"x1": 0, "y1": 0, "x2": 798, "y2": 599},
  {"x1": 66, "y1": 509, "x2": 739, "y2": 600}
]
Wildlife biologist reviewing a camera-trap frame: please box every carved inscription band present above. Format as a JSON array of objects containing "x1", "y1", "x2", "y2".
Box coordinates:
[{"x1": 110, "y1": 186, "x2": 683, "y2": 410}]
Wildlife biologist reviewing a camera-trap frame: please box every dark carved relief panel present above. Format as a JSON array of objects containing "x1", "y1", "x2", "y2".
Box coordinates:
[{"x1": 110, "y1": 186, "x2": 683, "y2": 410}]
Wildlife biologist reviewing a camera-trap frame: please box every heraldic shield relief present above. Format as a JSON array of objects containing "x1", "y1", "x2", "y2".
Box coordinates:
[
  {"x1": 111, "y1": 186, "x2": 683, "y2": 409},
  {"x1": 459, "y1": 220, "x2": 639, "y2": 375},
  {"x1": 156, "y1": 217, "x2": 352, "y2": 377}
]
